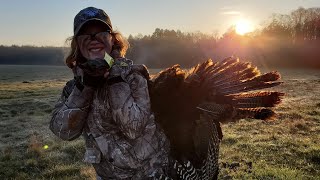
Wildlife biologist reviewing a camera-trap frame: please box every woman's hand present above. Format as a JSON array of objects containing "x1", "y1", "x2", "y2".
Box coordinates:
[
  {"x1": 75, "y1": 58, "x2": 110, "y2": 89},
  {"x1": 78, "y1": 58, "x2": 110, "y2": 77}
]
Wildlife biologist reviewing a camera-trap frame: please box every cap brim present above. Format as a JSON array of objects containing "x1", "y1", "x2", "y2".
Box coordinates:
[{"x1": 74, "y1": 18, "x2": 112, "y2": 36}]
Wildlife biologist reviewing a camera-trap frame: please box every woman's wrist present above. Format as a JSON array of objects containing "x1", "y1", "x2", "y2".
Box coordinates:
[{"x1": 65, "y1": 85, "x2": 95, "y2": 108}]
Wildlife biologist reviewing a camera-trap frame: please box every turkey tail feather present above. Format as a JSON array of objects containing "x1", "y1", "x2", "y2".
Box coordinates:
[
  {"x1": 218, "y1": 71, "x2": 282, "y2": 94},
  {"x1": 213, "y1": 66, "x2": 260, "y2": 87},
  {"x1": 233, "y1": 108, "x2": 276, "y2": 121},
  {"x1": 231, "y1": 92, "x2": 285, "y2": 108},
  {"x1": 221, "y1": 81, "x2": 283, "y2": 95}
]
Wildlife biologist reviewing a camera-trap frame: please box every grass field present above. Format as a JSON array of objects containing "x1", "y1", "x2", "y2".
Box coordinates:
[{"x1": 0, "y1": 65, "x2": 319, "y2": 179}]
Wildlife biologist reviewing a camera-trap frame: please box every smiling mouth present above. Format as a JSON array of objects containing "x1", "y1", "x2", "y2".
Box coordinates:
[{"x1": 89, "y1": 47, "x2": 104, "y2": 52}]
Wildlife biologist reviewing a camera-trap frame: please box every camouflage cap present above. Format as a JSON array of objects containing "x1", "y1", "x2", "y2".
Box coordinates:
[{"x1": 74, "y1": 7, "x2": 113, "y2": 36}]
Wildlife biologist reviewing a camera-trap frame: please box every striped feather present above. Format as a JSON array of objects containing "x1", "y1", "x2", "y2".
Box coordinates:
[
  {"x1": 230, "y1": 92, "x2": 285, "y2": 108},
  {"x1": 233, "y1": 108, "x2": 276, "y2": 121}
]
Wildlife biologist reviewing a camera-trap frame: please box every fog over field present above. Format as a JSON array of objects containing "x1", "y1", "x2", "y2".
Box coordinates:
[{"x1": 0, "y1": 65, "x2": 319, "y2": 179}]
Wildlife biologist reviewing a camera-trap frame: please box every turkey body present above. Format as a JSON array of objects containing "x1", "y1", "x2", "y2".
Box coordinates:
[{"x1": 146, "y1": 57, "x2": 284, "y2": 179}]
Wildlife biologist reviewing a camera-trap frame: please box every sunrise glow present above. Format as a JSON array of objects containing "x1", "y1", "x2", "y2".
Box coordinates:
[{"x1": 235, "y1": 19, "x2": 254, "y2": 35}]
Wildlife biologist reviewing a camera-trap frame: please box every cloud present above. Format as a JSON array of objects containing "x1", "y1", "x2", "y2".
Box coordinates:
[
  {"x1": 220, "y1": 11, "x2": 242, "y2": 16},
  {"x1": 220, "y1": 6, "x2": 233, "y2": 11}
]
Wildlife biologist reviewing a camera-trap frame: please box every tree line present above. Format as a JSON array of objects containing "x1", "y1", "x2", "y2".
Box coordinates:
[
  {"x1": 0, "y1": 7, "x2": 319, "y2": 68},
  {"x1": 0, "y1": 45, "x2": 65, "y2": 65}
]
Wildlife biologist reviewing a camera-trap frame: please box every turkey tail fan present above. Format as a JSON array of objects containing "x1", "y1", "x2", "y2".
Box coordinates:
[{"x1": 192, "y1": 57, "x2": 283, "y2": 121}]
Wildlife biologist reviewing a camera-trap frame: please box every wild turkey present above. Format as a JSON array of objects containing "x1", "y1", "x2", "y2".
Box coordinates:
[{"x1": 146, "y1": 57, "x2": 284, "y2": 180}]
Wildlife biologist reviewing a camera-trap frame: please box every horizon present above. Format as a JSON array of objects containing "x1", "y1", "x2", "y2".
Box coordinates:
[{"x1": 0, "y1": 0, "x2": 320, "y2": 47}]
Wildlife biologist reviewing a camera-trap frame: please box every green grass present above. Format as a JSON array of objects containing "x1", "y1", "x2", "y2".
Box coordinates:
[
  {"x1": 0, "y1": 66, "x2": 319, "y2": 179},
  {"x1": 218, "y1": 69, "x2": 320, "y2": 179}
]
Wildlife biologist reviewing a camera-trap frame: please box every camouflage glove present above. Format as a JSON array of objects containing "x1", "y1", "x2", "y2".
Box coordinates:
[
  {"x1": 106, "y1": 58, "x2": 133, "y2": 85},
  {"x1": 75, "y1": 58, "x2": 111, "y2": 90}
]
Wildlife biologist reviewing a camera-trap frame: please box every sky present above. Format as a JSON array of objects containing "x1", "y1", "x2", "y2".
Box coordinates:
[{"x1": 0, "y1": 0, "x2": 319, "y2": 47}]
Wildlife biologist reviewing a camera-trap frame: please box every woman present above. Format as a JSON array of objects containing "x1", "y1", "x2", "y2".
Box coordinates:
[{"x1": 50, "y1": 7, "x2": 169, "y2": 179}]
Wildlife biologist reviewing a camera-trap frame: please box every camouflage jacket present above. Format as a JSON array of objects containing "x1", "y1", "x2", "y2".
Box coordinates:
[{"x1": 49, "y1": 59, "x2": 170, "y2": 179}]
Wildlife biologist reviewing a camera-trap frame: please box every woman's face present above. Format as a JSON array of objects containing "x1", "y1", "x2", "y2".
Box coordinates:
[{"x1": 77, "y1": 21, "x2": 114, "y2": 60}]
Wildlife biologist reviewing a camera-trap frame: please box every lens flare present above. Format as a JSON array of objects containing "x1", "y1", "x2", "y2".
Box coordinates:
[{"x1": 43, "y1": 145, "x2": 49, "y2": 149}]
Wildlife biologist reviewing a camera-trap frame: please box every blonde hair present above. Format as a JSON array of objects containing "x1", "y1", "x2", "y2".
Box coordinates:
[{"x1": 65, "y1": 31, "x2": 129, "y2": 68}]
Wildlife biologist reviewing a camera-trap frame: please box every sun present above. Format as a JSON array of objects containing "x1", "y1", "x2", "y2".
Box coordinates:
[{"x1": 235, "y1": 19, "x2": 254, "y2": 35}]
